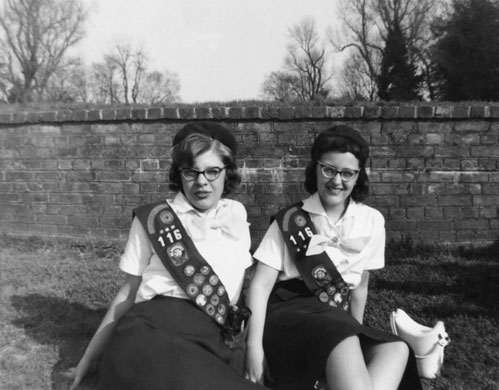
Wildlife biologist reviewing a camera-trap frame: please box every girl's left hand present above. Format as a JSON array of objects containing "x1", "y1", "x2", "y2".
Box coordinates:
[{"x1": 244, "y1": 344, "x2": 270, "y2": 384}]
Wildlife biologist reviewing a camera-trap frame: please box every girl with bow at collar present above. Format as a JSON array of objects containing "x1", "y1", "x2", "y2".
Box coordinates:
[
  {"x1": 245, "y1": 126, "x2": 422, "y2": 390},
  {"x1": 64, "y1": 122, "x2": 270, "y2": 390}
]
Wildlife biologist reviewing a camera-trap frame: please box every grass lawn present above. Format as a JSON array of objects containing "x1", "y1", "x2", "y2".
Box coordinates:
[{"x1": 0, "y1": 234, "x2": 498, "y2": 390}]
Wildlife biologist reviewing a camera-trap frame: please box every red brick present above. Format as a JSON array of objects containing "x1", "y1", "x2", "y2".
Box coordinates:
[
  {"x1": 1, "y1": 106, "x2": 497, "y2": 245},
  {"x1": 146, "y1": 107, "x2": 163, "y2": 120},
  {"x1": 470, "y1": 146, "x2": 499, "y2": 157},
  {"x1": 278, "y1": 107, "x2": 294, "y2": 120},
  {"x1": 452, "y1": 106, "x2": 469, "y2": 118},
  {"x1": 381, "y1": 106, "x2": 399, "y2": 118},
  {"x1": 163, "y1": 108, "x2": 179, "y2": 119},
  {"x1": 454, "y1": 121, "x2": 489, "y2": 132},
  {"x1": 293, "y1": 105, "x2": 312, "y2": 119},
  {"x1": 435, "y1": 106, "x2": 451, "y2": 118},
  {"x1": 244, "y1": 107, "x2": 262, "y2": 119},
  {"x1": 470, "y1": 106, "x2": 487, "y2": 118},
  {"x1": 326, "y1": 106, "x2": 345, "y2": 118},
  {"x1": 227, "y1": 107, "x2": 243, "y2": 119},
  {"x1": 179, "y1": 107, "x2": 196, "y2": 119},
  {"x1": 345, "y1": 106, "x2": 362, "y2": 118},
  {"x1": 311, "y1": 106, "x2": 327, "y2": 118},
  {"x1": 417, "y1": 106, "x2": 434, "y2": 118}
]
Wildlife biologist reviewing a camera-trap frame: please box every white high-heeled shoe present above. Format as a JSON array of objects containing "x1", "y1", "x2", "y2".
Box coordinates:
[{"x1": 390, "y1": 308, "x2": 450, "y2": 379}]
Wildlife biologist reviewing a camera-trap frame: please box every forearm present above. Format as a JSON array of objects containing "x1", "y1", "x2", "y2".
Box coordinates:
[
  {"x1": 349, "y1": 270, "x2": 369, "y2": 324},
  {"x1": 81, "y1": 295, "x2": 133, "y2": 359},
  {"x1": 246, "y1": 285, "x2": 270, "y2": 349},
  {"x1": 80, "y1": 275, "x2": 141, "y2": 362},
  {"x1": 350, "y1": 291, "x2": 367, "y2": 324},
  {"x1": 246, "y1": 264, "x2": 278, "y2": 348},
  {"x1": 245, "y1": 263, "x2": 279, "y2": 383}
]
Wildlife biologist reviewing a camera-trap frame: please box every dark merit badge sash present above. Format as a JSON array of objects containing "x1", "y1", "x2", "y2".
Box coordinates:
[
  {"x1": 133, "y1": 201, "x2": 232, "y2": 326},
  {"x1": 274, "y1": 202, "x2": 351, "y2": 311}
]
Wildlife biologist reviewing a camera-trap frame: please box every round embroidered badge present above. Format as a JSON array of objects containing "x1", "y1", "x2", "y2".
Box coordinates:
[
  {"x1": 217, "y1": 286, "x2": 226, "y2": 296},
  {"x1": 202, "y1": 284, "x2": 214, "y2": 296},
  {"x1": 294, "y1": 213, "x2": 307, "y2": 227},
  {"x1": 206, "y1": 304, "x2": 216, "y2": 316},
  {"x1": 318, "y1": 291, "x2": 329, "y2": 303},
  {"x1": 327, "y1": 286, "x2": 336, "y2": 295},
  {"x1": 209, "y1": 275, "x2": 219, "y2": 285},
  {"x1": 312, "y1": 265, "x2": 331, "y2": 286},
  {"x1": 167, "y1": 242, "x2": 188, "y2": 266},
  {"x1": 333, "y1": 292, "x2": 343, "y2": 305},
  {"x1": 210, "y1": 294, "x2": 220, "y2": 305},
  {"x1": 159, "y1": 210, "x2": 174, "y2": 225},
  {"x1": 184, "y1": 265, "x2": 195, "y2": 277},
  {"x1": 218, "y1": 304, "x2": 226, "y2": 315},
  {"x1": 195, "y1": 294, "x2": 207, "y2": 307},
  {"x1": 200, "y1": 265, "x2": 210, "y2": 275},
  {"x1": 186, "y1": 284, "x2": 199, "y2": 296},
  {"x1": 215, "y1": 313, "x2": 224, "y2": 324},
  {"x1": 193, "y1": 273, "x2": 205, "y2": 285}
]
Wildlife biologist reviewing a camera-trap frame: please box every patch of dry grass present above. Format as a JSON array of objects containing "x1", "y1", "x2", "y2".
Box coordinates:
[
  {"x1": 1, "y1": 234, "x2": 498, "y2": 389},
  {"x1": 0, "y1": 235, "x2": 122, "y2": 390}
]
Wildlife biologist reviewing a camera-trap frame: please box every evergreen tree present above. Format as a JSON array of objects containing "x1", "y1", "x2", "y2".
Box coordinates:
[
  {"x1": 378, "y1": 23, "x2": 421, "y2": 101},
  {"x1": 431, "y1": 0, "x2": 499, "y2": 101}
]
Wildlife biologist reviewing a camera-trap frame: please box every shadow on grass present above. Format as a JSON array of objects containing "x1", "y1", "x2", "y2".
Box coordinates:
[
  {"x1": 379, "y1": 238, "x2": 499, "y2": 318},
  {"x1": 377, "y1": 262, "x2": 499, "y2": 313},
  {"x1": 10, "y1": 294, "x2": 105, "y2": 389},
  {"x1": 366, "y1": 242, "x2": 499, "y2": 390}
]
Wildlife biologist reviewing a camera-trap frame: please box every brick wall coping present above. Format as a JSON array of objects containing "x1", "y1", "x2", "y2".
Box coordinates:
[{"x1": 1, "y1": 104, "x2": 498, "y2": 124}]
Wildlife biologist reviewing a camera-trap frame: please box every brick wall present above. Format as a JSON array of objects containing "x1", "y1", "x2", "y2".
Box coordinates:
[{"x1": 1, "y1": 105, "x2": 498, "y2": 247}]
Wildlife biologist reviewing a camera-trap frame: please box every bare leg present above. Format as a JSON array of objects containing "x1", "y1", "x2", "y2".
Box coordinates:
[
  {"x1": 325, "y1": 336, "x2": 372, "y2": 390},
  {"x1": 364, "y1": 340, "x2": 409, "y2": 390}
]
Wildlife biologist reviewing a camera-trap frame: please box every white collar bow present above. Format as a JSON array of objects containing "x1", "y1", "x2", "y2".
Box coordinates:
[
  {"x1": 305, "y1": 233, "x2": 369, "y2": 257},
  {"x1": 185, "y1": 206, "x2": 247, "y2": 241}
]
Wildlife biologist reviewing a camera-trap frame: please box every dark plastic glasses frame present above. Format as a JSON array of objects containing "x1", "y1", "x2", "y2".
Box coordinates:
[
  {"x1": 179, "y1": 166, "x2": 227, "y2": 181},
  {"x1": 317, "y1": 161, "x2": 359, "y2": 182}
]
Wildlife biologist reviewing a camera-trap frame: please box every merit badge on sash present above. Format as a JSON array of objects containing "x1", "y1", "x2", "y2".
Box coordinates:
[
  {"x1": 312, "y1": 265, "x2": 332, "y2": 287},
  {"x1": 167, "y1": 242, "x2": 189, "y2": 266}
]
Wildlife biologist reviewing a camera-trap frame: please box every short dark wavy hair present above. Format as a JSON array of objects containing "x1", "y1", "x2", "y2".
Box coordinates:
[
  {"x1": 168, "y1": 132, "x2": 241, "y2": 195},
  {"x1": 304, "y1": 128, "x2": 370, "y2": 202}
]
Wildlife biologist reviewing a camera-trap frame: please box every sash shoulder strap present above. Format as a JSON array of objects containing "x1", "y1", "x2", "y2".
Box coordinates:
[
  {"x1": 274, "y1": 202, "x2": 351, "y2": 311},
  {"x1": 133, "y1": 201, "x2": 231, "y2": 326}
]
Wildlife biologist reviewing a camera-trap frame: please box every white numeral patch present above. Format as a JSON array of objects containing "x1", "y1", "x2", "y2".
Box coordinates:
[
  {"x1": 289, "y1": 227, "x2": 313, "y2": 246},
  {"x1": 158, "y1": 228, "x2": 182, "y2": 247}
]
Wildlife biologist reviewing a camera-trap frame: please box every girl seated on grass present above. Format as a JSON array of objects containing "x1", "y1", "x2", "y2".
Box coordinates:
[
  {"x1": 66, "y1": 122, "x2": 270, "y2": 390},
  {"x1": 245, "y1": 125, "x2": 422, "y2": 390}
]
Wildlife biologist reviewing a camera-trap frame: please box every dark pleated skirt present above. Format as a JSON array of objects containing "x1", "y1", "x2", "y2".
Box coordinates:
[
  {"x1": 98, "y1": 296, "x2": 269, "y2": 390},
  {"x1": 263, "y1": 281, "x2": 422, "y2": 390}
]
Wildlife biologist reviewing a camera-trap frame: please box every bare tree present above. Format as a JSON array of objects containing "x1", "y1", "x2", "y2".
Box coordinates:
[
  {"x1": 86, "y1": 41, "x2": 181, "y2": 105},
  {"x1": 337, "y1": 52, "x2": 377, "y2": 100},
  {"x1": 45, "y1": 59, "x2": 88, "y2": 103},
  {"x1": 260, "y1": 71, "x2": 299, "y2": 102},
  {"x1": 0, "y1": 56, "x2": 11, "y2": 101},
  {"x1": 130, "y1": 49, "x2": 147, "y2": 103},
  {"x1": 376, "y1": 0, "x2": 435, "y2": 98},
  {"x1": 331, "y1": 0, "x2": 439, "y2": 100},
  {"x1": 330, "y1": 0, "x2": 383, "y2": 100},
  {"x1": 0, "y1": 0, "x2": 88, "y2": 102},
  {"x1": 90, "y1": 56, "x2": 121, "y2": 104},
  {"x1": 139, "y1": 70, "x2": 181, "y2": 104},
  {"x1": 285, "y1": 17, "x2": 333, "y2": 101},
  {"x1": 110, "y1": 43, "x2": 133, "y2": 104},
  {"x1": 261, "y1": 17, "x2": 333, "y2": 103},
  {"x1": 92, "y1": 43, "x2": 180, "y2": 105},
  {"x1": 106, "y1": 42, "x2": 148, "y2": 104}
]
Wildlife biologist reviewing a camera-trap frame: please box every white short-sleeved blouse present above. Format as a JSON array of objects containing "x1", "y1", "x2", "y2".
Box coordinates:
[
  {"x1": 253, "y1": 192, "x2": 385, "y2": 289},
  {"x1": 120, "y1": 192, "x2": 253, "y2": 305}
]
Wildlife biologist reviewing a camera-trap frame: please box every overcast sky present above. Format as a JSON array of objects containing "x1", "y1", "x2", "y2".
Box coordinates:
[{"x1": 76, "y1": 0, "x2": 341, "y2": 103}]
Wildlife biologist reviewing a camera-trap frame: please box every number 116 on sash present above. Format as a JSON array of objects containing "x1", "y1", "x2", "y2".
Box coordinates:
[{"x1": 289, "y1": 227, "x2": 313, "y2": 246}]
